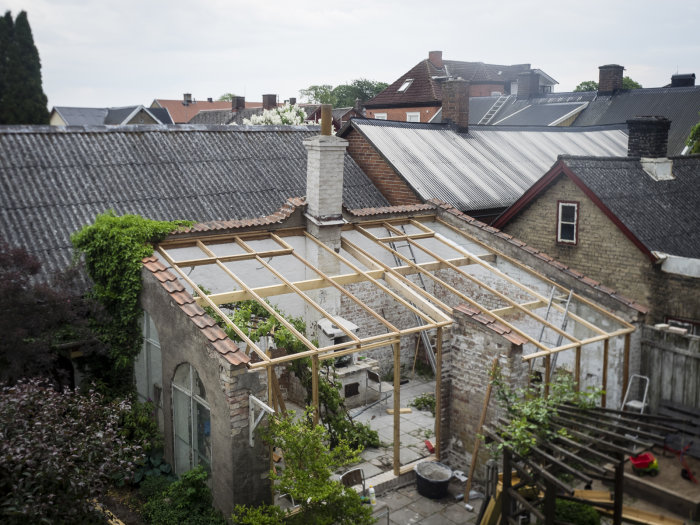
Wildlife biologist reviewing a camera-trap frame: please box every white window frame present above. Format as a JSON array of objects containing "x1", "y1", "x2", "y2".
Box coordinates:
[
  {"x1": 557, "y1": 201, "x2": 578, "y2": 244},
  {"x1": 398, "y1": 78, "x2": 413, "y2": 93},
  {"x1": 374, "y1": 113, "x2": 387, "y2": 120},
  {"x1": 406, "y1": 112, "x2": 420, "y2": 123},
  {"x1": 172, "y1": 363, "x2": 211, "y2": 476}
]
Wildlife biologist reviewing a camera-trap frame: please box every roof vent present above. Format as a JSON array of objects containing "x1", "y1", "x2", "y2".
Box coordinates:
[{"x1": 671, "y1": 73, "x2": 695, "y2": 87}]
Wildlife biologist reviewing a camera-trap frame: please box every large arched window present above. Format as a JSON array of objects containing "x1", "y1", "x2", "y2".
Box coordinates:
[
  {"x1": 136, "y1": 311, "x2": 163, "y2": 430},
  {"x1": 172, "y1": 363, "x2": 211, "y2": 475}
]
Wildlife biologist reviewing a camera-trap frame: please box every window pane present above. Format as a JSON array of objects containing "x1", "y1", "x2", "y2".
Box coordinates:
[
  {"x1": 134, "y1": 348, "x2": 149, "y2": 403},
  {"x1": 173, "y1": 388, "x2": 192, "y2": 474},
  {"x1": 194, "y1": 370, "x2": 207, "y2": 401},
  {"x1": 195, "y1": 402, "x2": 211, "y2": 468},
  {"x1": 561, "y1": 204, "x2": 576, "y2": 223},
  {"x1": 560, "y1": 223, "x2": 575, "y2": 241},
  {"x1": 173, "y1": 363, "x2": 190, "y2": 390}
]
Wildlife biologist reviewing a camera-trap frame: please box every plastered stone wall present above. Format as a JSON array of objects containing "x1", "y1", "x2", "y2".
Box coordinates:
[{"x1": 141, "y1": 270, "x2": 270, "y2": 516}]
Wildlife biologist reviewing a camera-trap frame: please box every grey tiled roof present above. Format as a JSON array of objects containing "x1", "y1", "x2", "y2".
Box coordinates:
[
  {"x1": 52, "y1": 107, "x2": 108, "y2": 126},
  {"x1": 571, "y1": 86, "x2": 700, "y2": 155},
  {"x1": 187, "y1": 109, "x2": 235, "y2": 125},
  {"x1": 0, "y1": 125, "x2": 389, "y2": 277},
  {"x1": 560, "y1": 155, "x2": 700, "y2": 258},
  {"x1": 343, "y1": 119, "x2": 627, "y2": 212}
]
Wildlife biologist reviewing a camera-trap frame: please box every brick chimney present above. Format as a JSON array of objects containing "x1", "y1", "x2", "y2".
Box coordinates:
[
  {"x1": 262, "y1": 94, "x2": 277, "y2": 110},
  {"x1": 232, "y1": 96, "x2": 245, "y2": 110},
  {"x1": 183, "y1": 93, "x2": 192, "y2": 105},
  {"x1": 598, "y1": 65, "x2": 624, "y2": 94},
  {"x1": 289, "y1": 97, "x2": 297, "y2": 106},
  {"x1": 516, "y1": 71, "x2": 540, "y2": 100},
  {"x1": 429, "y1": 50, "x2": 443, "y2": 68},
  {"x1": 304, "y1": 104, "x2": 348, "y2": 246},
  {"x1": 627, "y1": 116, "x2": 671, "y2": 158},
  {"x1": 671, "y1": 73, "x2": 695, "y2": 87},
  {"x1": 442, "y1": 78, "x2": 469, "y2": 133}
]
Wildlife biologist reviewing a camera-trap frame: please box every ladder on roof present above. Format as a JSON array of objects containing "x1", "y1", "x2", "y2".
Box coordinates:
[
  {"x1": 537, "y1": 286, "x2": 574, "y2": 382},
  {"x1": 388, "y1": 226, "x2": 437, "y2": 374},
  {"x1": 478, "y1": 95, "x2": 511, "y2": 125}
]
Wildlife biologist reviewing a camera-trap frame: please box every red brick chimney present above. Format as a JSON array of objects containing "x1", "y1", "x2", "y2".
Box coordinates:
[
  {"x1": 262, "y1": 94, "x2": 277, "y2": 110},
  {"x1": 429, "y1": 50, "x2": 443, "y2": 68},
  {"x1": 442, "y1": 78, "x2": 469, "y2": 133},
  {"x1": 598, "y1": 65, "x2": 624, "y2": 94},
  {"x1": 627, "y1": 116, "x2": 671, "y2": 158},
  {"x1": 516, "y1": 71, "x2": 540, "y2": 100}
]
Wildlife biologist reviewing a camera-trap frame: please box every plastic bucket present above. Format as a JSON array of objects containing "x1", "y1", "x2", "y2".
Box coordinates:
[{"x1": 414, "y1": 461, "x2": 452, "y2": 499}]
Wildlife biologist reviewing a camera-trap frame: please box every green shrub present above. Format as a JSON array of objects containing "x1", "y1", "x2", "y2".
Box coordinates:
[
  {"x1": 120, "y1": 399, "x2": 163, "y2": 452},
  {"x1": 138, "y1": 475, "x2": 172, "y2": 503},
  {"x1": 410, "y1": 392, "x2": 436, "y2": 415},
  {"x1": 555, "y1": 499, "x2": 600, "y2": 525},
  {"x1": 142, "y1": 465, "x2": 225, "y2": 525},
  {"x1": 232, "y1": 503, "x2": 286, "y2": 524}
]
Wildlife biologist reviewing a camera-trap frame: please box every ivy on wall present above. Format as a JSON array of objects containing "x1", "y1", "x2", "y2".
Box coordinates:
[{"x1": 71, "y1": 211, "x2": 191, "y2": 392}]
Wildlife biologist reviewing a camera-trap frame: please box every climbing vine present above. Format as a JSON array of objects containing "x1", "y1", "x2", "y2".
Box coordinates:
[
  {"x1": 207, "y1": 299, "x2": 379, "y2": 449},
  {"x1": 71, "y1": 211, "x2": 191, "y2": 392}
]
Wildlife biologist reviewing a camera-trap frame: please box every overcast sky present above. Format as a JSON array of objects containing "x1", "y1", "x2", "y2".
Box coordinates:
[{"x1": 4, "y1": 0, "x2": 699, "y2": 108}]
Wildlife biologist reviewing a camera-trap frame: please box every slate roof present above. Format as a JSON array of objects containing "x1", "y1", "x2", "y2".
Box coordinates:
[
  {"x1": 341, "y1": 118, "x2": 627, "y2": 212},
  {"x1": 365, "y1": 58, "x2": 535, "y2": 108},
  {"x1": 52, "y1": 106, "x2": 173, "y2": 125},
  {"x1": 0, "y1": 125, "x2": 389, "y2": 277},
  {"x1": 571, "y1": 86, "x2": 700, "y2": 155},
  {"x1": 560, "y1": 156, "x2": 700, "y2": 258}
]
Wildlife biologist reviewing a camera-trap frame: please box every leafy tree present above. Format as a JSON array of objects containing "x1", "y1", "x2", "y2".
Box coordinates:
[
  {"x1": 573, "y1": 80, "x2": 599, "y2": 92},
  {"x1": 0, "y1": 379, "x2": 144, "y2": 524},
  {"x1": 232, "y1": 409, "x2": 374, "y2": 525},
  {"x1": 0, "y1": 11, "x2": 49, "y2": 124},
  {"x1": 218, "y1": 92, "x2": 236, "y2": 102},
  {"x1": 573, "y1": 76, "x2": 642, "y2": 92},
  {"x1": 300, "y1": 79, "x2": 388, "y2": 107},
  {"x1": 0, "y1": 242, "x2": 98, "y2": 385}
]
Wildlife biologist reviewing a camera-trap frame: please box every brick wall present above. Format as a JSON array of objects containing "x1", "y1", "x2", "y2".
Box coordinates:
[
  {"x1": 502, "y1": 176, "x2": 658, "y2": 318},
  {"x1": 627, "y1": 116, "x2": 671, "y2": 158},
  {"x1": 598, "y1": 65, "x2": 624, "y2": 94},
  {"x1": 344, "y1": 127, "x2": 422, "y2": 206},
  {"x1": 365, "y1": 106, "x2": 439, "y2": 122}
]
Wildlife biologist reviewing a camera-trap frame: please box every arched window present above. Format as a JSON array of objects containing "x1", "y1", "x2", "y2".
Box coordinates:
[
  {"x1": 136, "y1": 311, "x2": 163, "y2": 429},
  {"x1": 172, "y1": 363, "x2": 211, "y2": 475}
]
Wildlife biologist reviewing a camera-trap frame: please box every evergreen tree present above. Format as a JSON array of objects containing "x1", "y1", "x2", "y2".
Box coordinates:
[{"x1": 0, "y1": 11, "x2": 49, "y2": 125}]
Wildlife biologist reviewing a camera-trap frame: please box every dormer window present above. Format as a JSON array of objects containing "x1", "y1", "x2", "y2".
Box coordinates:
[
  {"x1": 398, "y1": 78, "x2": 413, "y2": 93},
  {"x1": 557, "y1": 201, "x2": 578, "y2": 244}
]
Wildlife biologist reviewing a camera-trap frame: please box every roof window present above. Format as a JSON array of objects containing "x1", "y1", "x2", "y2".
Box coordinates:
[{"x1": 398, "y1": 78, "x2": 413, "y2": 93}]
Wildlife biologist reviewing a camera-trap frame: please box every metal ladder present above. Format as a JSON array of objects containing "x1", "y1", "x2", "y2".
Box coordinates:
[
  {"x1": 388, "y1": 227, "x2": 437, "y2": 374},
  {"x1": 478, "y1": 94, "x2": 511, "y2": 125},
  {"x1": 621, "y1": 374, "x2": 650, "y2": 413},
  {"x1": 537, "y1": 286, "x2": 573, "y2": 382}
]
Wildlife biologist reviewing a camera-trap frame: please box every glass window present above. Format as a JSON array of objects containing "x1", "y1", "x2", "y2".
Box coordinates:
[
  {"x1": 557, "y1": 202, "x2": 578, "y2": 244},
  {"x1": 398, "y1": 78, "x2": 413, "y2": 93},
  {"x1": 406, "y1": 112, "x2": 420, "y2": 122},
  {"x1": 172, "y1": 363, "x2": 211, "y2": 476},
  {"x1": 135, "y1": 311, "x2": 164, "y2": 429},
  {"x1": 374, "y1": 113, "x2": 387, "y2": 120}
]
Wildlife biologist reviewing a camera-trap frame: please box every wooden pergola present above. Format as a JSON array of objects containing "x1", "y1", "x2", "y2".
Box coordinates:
[{"x1": 156, "y1": 215, "x2": 636, "y2": 474}]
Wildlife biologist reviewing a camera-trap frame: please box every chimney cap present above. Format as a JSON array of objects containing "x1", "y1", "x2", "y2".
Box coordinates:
[{"x1": 599, "y1": 64, "x2": 625, "y2": 70}]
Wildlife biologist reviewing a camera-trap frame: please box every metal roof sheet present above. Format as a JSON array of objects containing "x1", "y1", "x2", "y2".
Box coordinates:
[{"x1": 353, "y1": 119, "x2": 628, "y2": 212}]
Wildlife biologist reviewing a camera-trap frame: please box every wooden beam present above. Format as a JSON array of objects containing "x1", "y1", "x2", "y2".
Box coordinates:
[
  {"x1": 622, "y1": 333, "x2": 630, "y2": 408},
  {"x1": 393, "y1": 341, "x2": 401, "y2": 476},
  {"x1": 435, "y1": 327, "x2": 443, "y2": 460},
  {"x1": 602, "y1": 339, "x2": 609, "y2": 408},
  {"x1": 172, "y1": 248, "x2": 292, "y2": 267},
  {"x1": 312, "y1": 356, "x2": 319, "y2": 426}
]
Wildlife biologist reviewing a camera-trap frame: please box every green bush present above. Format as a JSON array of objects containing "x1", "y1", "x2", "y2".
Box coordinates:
[
  {"x1": 554, "y1": 499, "x2": 600, "y2": 525},
  {"x1": 232, "y1": 503, "x2": 286, "y2": 524},
  {"x1": 138, "y1": 475, "x2": 172, "y2": 503},
  {"x1": 410, "y1": 392, "x2": 436, "y2": 415},
  {"x1": 142, "y1": 465, "x2": 225, "y2": 525}
]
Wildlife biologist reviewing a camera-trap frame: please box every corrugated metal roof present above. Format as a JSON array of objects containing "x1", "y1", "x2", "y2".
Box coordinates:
[
  {"x1": 352, "y1": 119, "x2": 628, "y2": 212},
  {"x1": 0, "y1": 125, "x2": 389, "y2": 277}
]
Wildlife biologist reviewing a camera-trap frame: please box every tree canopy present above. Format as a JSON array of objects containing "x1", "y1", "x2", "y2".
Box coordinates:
[
  {"x1": 573, "y1": 76, "x2": 642, "y2": 92},
  {"x1": 0, "y1": 11, "x2": 49, "y2": 124},
  {"x1": 217, "y1": 92, "x2": 236, "y2": 102},
  {"x1": 687, "y1": 115, "x2": 700, "y2": 154},
  {"x1": 300, "y1": 78, "x2": 388, "y2": 108}
]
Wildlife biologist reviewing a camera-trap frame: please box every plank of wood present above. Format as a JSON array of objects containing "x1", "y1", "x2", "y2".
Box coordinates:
[
  {"x1": 595, "y1": 504, "x2": 685, "y2": 525},
  {"x1": 572, "y1": 489, "x2": 611, "y2": 502},
  {"x1": 385, "y1": 408, "x2": 412, "y2": 414}
]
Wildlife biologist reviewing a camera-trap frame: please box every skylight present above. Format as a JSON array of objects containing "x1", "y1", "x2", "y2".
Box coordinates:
[{"x1": 398, "y1": 78, "x2": 413, "y2": 93}]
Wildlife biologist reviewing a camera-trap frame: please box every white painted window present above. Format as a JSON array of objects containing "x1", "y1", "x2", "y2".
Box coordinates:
[
  {"x1": 406, "y1": 112, "x2": 420, "y2": 122},
  {"x1": 172, "y1": 363, "x2": 211, "y2": 476},
  {"x1": 374, "y1": 113, "x2": 387, "y2": 120},
  {"x1": 557, "y1": 201, "x2": 578, "y2": 244},
  {"x1": 135, "y1": 311, "x2": 164, "y2": 429}
]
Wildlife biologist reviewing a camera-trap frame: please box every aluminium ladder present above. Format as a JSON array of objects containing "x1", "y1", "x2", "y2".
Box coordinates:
[
  {"x1": 478, "y1": 94, "x2": 511, "y2": 125},
  {"x1": 537, "y1": 286, "x2": 574, "y2": 382}
]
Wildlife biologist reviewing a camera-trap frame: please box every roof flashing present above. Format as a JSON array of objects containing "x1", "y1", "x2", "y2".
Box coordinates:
[{"x1": 640, "y1": 157, "x2": 674, "y2": 181}]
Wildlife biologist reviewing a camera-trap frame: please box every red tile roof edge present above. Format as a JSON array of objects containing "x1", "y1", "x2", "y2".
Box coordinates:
[
  {"x1": 430, "y1": 200, "x2": 649, "y2": 315},
  {"x1": 454, "y1": 304, "x2": 529, "y2": 346},
  {"x1": 141, "y1": 256, "x2": 248, "y2": 366},
  {"x1": 345, "y1": 203, "x2": 437, "y2": 217}
]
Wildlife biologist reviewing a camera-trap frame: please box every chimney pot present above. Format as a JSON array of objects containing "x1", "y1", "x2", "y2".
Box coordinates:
[
  {"x1": 598, "y1": 64, "x2": 624, "y2": 94},
  {"x1": 627, "y1": 116, "x2": 671, "y2": 158},
  {"x1": 442, "y1": 78, "x2": 469, "y2": 132},
  {"x1": 429, "y1": 50, "x2": 443, "y2": 69},
  {"x1": 233, "y1": 96, "x2": 245, "y2": 110},
  {"x1": 262, "y1": 94, "x2": 277, "y2": 110}
]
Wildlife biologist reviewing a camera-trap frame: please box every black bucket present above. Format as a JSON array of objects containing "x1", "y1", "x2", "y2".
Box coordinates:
[{"x1": 415, "y1": 461, "x2": 452, "y2": 499}]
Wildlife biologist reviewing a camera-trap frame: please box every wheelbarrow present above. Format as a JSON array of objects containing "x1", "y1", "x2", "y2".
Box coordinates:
[{"x1": 630, "y1": 452, "x2": 659, "y2": 476}]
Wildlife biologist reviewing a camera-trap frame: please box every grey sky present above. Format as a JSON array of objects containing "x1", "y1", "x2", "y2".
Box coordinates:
[{"x1": 4, "y1": 0, "x2": 699, "y2": 108}]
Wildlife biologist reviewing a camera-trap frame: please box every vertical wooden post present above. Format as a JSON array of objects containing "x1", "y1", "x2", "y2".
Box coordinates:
[
  {"x1": 312, "y1": 355, "x2": 319, "y2": 425},
  {"x1": 544, "y1": 354, "x2": 551, "y2": 398},
  {"x1": 543, "y1": 480, "x2": 556, "y2": 525},
  {"x1": 613, "y1": 455, "x2": 624, "y2": 525},
  {"x1": 574, "y1": 345, "x2": 581, "y2": 392},
  {"x1": 621, "y1": 334, "x2": 631, "y2": 408},
  {"x1": 434, "y1": 327, "x2": 443, "y2": 461},
  {"x1": 502, "y1": 450, "x2": 513, "y2": 523},
  {"x1": 393, "y1": 341, "x2": 401, "y2": 476},
  {"x1": 602, "y1": 339, "x2": 609, "y2": 408}
]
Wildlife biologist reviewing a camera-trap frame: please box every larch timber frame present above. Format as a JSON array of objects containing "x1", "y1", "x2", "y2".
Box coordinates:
[{"x1": 156, "y1": 215, "x2": 635, "y2": 476}]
